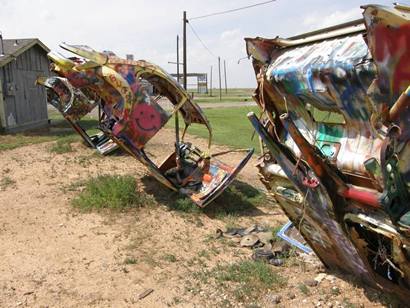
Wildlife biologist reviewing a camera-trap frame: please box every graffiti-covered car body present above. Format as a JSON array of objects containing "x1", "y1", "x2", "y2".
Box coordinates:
[
  {"x1": 37, "y1": 75, "x2": 119, "y2": 154},
  {"x1": 246, "y1": 4, "x2": 410, "y2": 300},
  {"x1": 38, "y1": 44, "x2": 253, "y2": 207}
]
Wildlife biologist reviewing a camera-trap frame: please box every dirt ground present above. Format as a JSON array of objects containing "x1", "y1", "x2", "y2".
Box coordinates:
[{"x1": 0, "y1": 129, "x2": 395, "y2": 307}]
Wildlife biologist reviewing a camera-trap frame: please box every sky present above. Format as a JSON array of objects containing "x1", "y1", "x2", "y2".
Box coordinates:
[{"x1": 0, "y1": 0, "x2": 406, "y2": 88}]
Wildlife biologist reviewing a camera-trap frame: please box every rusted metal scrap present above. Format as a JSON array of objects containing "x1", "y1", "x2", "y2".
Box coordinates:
[
  {"x1": 246, "y1": 3, "x2": 410, "y2": 301},
  {"x1": 38, "y1": 44, "x2": 253, "y2": 207},
  {"x1": 37, "y1": 75, "x2": 119, "y2": 155}
]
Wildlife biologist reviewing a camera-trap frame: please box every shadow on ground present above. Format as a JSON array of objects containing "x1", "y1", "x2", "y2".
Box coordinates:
[
  {"x1": 141, "y1": 175, "x2": 267, "y2": 218},
  {"x1": 325, "y1": 269, "x2": 402, "y2": 307},
  {"x1": 0, "y1": 118, "x2": 99, "y2": 143},
  {"x1": 26, "y1": 118, "x2": 100, "y2": 138}
]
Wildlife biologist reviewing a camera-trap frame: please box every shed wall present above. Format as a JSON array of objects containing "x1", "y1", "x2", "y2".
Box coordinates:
[
  {"x1": 1, "y1": 45, "x2": 49, "y2": 132},
  {"x1": 0, "y1": 71, "x2": 6, "y2": 128}
]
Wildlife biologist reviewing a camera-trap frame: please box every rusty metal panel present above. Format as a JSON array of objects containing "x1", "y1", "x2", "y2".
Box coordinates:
[
  {"x1": 246, "y1": 3, "x2": 410, "y2": 302},
  {"x1": 38, "y1": 44, "x2": 253, "y2": 207}
]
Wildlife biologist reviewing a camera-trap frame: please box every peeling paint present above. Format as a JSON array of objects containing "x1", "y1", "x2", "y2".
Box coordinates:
[
  {"x1": 246, "y1": 3, "x2": 410, "y2": 301},
  {"x1": 38, "y1": 44, "x2": 253, "y2": 207},
  {"x1": 7, "y1": 113, "x2": 16, "y2": 127}
]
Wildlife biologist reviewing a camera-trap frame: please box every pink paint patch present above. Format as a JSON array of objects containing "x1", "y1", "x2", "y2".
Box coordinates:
[
  {"x1": 112, "y1": 122, "x2": 123, "y2": 136},
  {"x1": 374, "y1": 24, "x2": 410, "y2": 93},
  {"x1": 131, "y1": 103, "x2": 162, "y2": 138}
]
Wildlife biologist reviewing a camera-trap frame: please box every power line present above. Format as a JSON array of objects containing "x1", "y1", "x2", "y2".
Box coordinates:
[
  {"x1": 189, "y1": 0, "x2": 276, "y2": 21},
  {"x1": 187, "y1": 21, "x2": 218, "y2": 59}
]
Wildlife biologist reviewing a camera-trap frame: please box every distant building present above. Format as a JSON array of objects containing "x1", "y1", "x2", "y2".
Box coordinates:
[
  {"x1": 0, "y1": 38, "x2": 50, "y2": 132},
  {"x1": 126, "y1": 54, "x2": 134, "y2": 61},
  {"x1": 170, "y1": 73, "x2": 208, "y2": 93}
]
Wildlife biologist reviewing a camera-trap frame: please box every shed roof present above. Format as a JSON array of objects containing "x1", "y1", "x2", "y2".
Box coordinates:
[{"x1": 0, "y1": 38, "x2": 50, "y2": 67}]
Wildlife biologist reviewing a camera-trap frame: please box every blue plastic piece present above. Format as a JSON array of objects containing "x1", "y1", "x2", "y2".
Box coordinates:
[{"x1": 276, "y1": 221, "x2": 313, "y2": 254}]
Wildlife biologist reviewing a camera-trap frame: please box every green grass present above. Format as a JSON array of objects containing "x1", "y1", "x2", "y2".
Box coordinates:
[
  {"x1": 49, "y1": 136, "x2": 77, "y2": 154},
  {"x1": 72, "y1": 175, "x2": 155, "y2": 211},
  {"x1": 149, "y1": 179, "x2": 266, "y2": 218},
  {"x1": 298, "y1": 283, "x2": 310, "y2": 295},
  {"x1": 1, "y1": 102, "x2": 258, "y2": 153},
  {"x1": 198, "y1": 249, "x2": 211, "y2": 260},
  {"x1": 194, "y1": 260, "x2": 287, "y2": 302},
  {"x1": 0, "y1": 110, "x2": 99, "y2": 152},
  {"x1": 0, "y1": 176, "x2": 16, "y2": 191},
  {"x1": 342, "y1": 298, "x2": 357, "y2": 308},
  {"x1": 271, "y1": 225, "x2": 284, "y2": 242},
  {"x1": 171, "y1": 106, "x2": 345, "y2": 154},
  {"x1": 207, "y1": 181, "x2": 267, "y2": 219},
  {"x1": 0, "y1": 134, "x2": 56, "y2": 151},
  {"x1": 123, "y1": 257, "x2": 138, "y2": 265},
  {"x1": 331, "y1": 286, "x2": 341, "y2": 296},
  {"x1": 311, "y1": 107, "x2": 345, "y2": 124},
  {"x1": 163, "y1": 254, "x2": 177, "y2": 263},
  {"x1": 168, "y1": 197, "x2": 201, "y2": 213},
  {"x1": 190, "y1": 88, "x2": 253, "y2": 104},
  {"x1": 169, "y1": 106, "x2": 260, "y2": 152}
]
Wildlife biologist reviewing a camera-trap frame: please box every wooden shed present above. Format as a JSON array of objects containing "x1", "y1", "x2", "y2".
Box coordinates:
[{"x1": 0, "y1": 38, "x2": 50, "y2": 133}]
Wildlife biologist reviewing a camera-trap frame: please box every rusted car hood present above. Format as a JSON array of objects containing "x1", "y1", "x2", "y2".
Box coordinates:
[
  {"x1": 38, "y1": 44, "x2": 253, "y2": 207},
  {"x1": 246, "y1": 4, "x2": 410, "y2": 301}
]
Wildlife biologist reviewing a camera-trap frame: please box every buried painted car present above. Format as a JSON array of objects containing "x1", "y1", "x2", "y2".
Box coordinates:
[
  {"x1": 246, "y1": 3, "x2": 410, "y2": 301},
  {"x1": 37, "y1": 76, "x2": 119, "y2": 155},
  {"x1": 38, "y1": 44, "x2": 253, "y2": 207}
]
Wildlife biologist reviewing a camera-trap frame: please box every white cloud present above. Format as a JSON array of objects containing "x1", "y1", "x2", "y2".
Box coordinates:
[
  {"x1": 303, "y1": 7, "x2": 362, "y2": 30},
  {"x1": 0, "y1": 0, "x2": 395, "y2": 87},
  {"x1": 220, "y1": 29, "x2": 241, "y2": 41}
]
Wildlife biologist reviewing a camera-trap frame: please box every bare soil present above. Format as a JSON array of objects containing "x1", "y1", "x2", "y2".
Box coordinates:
[{"x1": 0, "y1": 129, "x2": 392, "y2": 307}]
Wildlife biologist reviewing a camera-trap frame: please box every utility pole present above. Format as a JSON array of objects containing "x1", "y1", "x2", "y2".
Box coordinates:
[
  {"x1": 224, "y1": 60, "x2": 228, "y2": 94},
  {"x1": 176, "y1": 35, "x2": 180, "y2": 84},
  {"x1": 218, "y1": 57, "x2": 222, "y2": 101},
  {"x1": 210, "y1": 66, "x2": 213, "y2": 97},
  {"x1": 175, "y1": 35, "x2": 181, "y2": 169},
  {"x1": 0, "y1": 32, "x2": 4, "y2": 56},
  {"x1": 183, "y1": 11, "x2": 187, "y2": 90}
]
